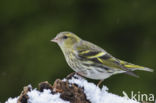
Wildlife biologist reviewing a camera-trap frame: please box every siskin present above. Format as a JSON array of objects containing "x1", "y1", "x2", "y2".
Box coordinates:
[{"x1": 51, "y1": 31, "x2": 153, "y2": 85}]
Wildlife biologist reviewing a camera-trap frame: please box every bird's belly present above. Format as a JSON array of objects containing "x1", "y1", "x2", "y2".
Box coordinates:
[
  {"x1": 64, "y1": 54, "x2": 122, "y2": 80},
  {"x1": 84, "y1": 67, "x2": 113, "y2": 80},
  {"x1": 70, "y1": 63, "x2": 113, "y2": 80},
  {"x1": 86, "y1": 73, "x2": 111, "y2": 80}
]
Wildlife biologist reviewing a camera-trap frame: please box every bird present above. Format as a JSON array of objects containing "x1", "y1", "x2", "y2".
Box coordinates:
[{"x1": 51, "y1": 31, "x2": 153, "y2": 86}]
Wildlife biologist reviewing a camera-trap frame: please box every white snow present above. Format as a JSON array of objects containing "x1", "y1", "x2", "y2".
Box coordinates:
[
  {"x1": 67, "y1": 74, "x2": 139, "y2": 103},
  {"x1": 27, "y1": 89, "x2": 69, "y2": 103},
  {"x1": 5, "y1": 89, "x2": 69, "y2": 103},
  {"x1": 5, "y1": 74, "x2": 140, "y2": 103},
  {"x1": 5, "y1": 97, "x2": 18, "y2": 103}
]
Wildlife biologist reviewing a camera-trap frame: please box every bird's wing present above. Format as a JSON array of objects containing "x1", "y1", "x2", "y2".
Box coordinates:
[
  {"x1": 75, "y1": 40, "x2": 121, "y2": 69},
  {"x1": 75, "y1": 40, "x2": 138, "y2": 77}
]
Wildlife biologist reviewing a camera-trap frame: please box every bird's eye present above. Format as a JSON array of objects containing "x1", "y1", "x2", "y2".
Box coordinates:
[{"x1": 63, "y1": 36, "x2": 68, "y2": 39}]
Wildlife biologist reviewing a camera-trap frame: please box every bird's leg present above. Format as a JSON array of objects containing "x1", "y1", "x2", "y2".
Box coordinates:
[
  {"x1": 66, "y1": 72, "x2": 77, "y2": 79},
  {"x1": 66, "y1": 72, "x2": 84, "y2": 80},
  {"x1": 97, "y1": 80, "x2": 104, "y2": 86},
  {"x1": 76, "y1": 71, "x2": 84, "y2": 77}
]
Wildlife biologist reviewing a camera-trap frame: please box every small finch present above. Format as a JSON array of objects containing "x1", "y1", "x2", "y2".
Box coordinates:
[{"x1": 51, "y1": 31, "x2": 153, "y2": 86}]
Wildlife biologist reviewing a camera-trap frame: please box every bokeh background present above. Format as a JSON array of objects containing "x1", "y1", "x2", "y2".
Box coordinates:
[{"x1": 0, "y1": 0, "x2": 156, "y2": 102}]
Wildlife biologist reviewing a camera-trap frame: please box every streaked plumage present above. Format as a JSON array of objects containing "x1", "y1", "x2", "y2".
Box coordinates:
[{"x1": 51, "y1": 31, "x2": 153, "y2": 83}]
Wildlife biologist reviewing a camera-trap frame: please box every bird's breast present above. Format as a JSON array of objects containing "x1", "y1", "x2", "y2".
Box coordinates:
[{"x1": 63, "y1": 50, "x2": 81, "y2": 71}]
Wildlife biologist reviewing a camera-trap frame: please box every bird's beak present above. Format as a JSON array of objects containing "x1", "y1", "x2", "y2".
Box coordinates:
[{"x1": 51, "y1": 37, "x2": 58, "y2": 43}]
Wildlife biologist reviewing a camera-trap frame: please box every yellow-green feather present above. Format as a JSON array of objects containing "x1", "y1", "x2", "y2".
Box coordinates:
[
  {"x1": 119, "y1": 60, "x2": 153, "y2": 72},
  {"x1": 87, "y1": 52, "x2": 106, "y2": 58}
]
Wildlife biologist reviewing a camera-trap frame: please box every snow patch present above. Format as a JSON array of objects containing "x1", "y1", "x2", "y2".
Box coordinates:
[
  {"x1": 5, "y1": 97, "x2": 18, "y2": 103},
  {"x1": 5, "y1": 89, "x2": 69, "y2": 103},
  {"x1": 27, "y1": 89, "x2": 69, "y2": 103},
  {"x1": 68, "y1": 74, "x2": 139, "y2": 103},
  {"x1": 5, "y1": 74, "x2": 139, "y2": 103}
]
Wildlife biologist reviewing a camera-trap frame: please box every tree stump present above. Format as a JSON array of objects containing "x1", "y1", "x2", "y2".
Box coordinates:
[{"x1": 17, "y1": 73, "x2": 90, "y2": 103}]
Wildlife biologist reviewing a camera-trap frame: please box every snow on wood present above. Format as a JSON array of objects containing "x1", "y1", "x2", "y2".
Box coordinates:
[{"x1": 5, "y1": 73, "x2": 139, "y2": 103}]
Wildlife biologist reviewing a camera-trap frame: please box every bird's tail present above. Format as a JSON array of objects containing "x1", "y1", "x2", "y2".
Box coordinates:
[
  {"x1": 119, "y1": 60, "x2": 154, "y2": 72},
  {"x1": 134, "y1": 66, "x2": 153, "y2": 72},
  {"x1": 124, "y1": 63, "x2": 154, "y2": 72}
]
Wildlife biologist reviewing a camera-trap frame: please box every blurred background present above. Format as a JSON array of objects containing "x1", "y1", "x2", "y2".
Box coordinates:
[{"x1": 0, "y1": 0, "x2": 156, "y2": 102}]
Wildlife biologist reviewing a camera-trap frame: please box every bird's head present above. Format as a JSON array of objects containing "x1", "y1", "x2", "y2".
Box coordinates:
[{"x1": 51, "y1": 31, "x2": 81, "y2": 48}]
